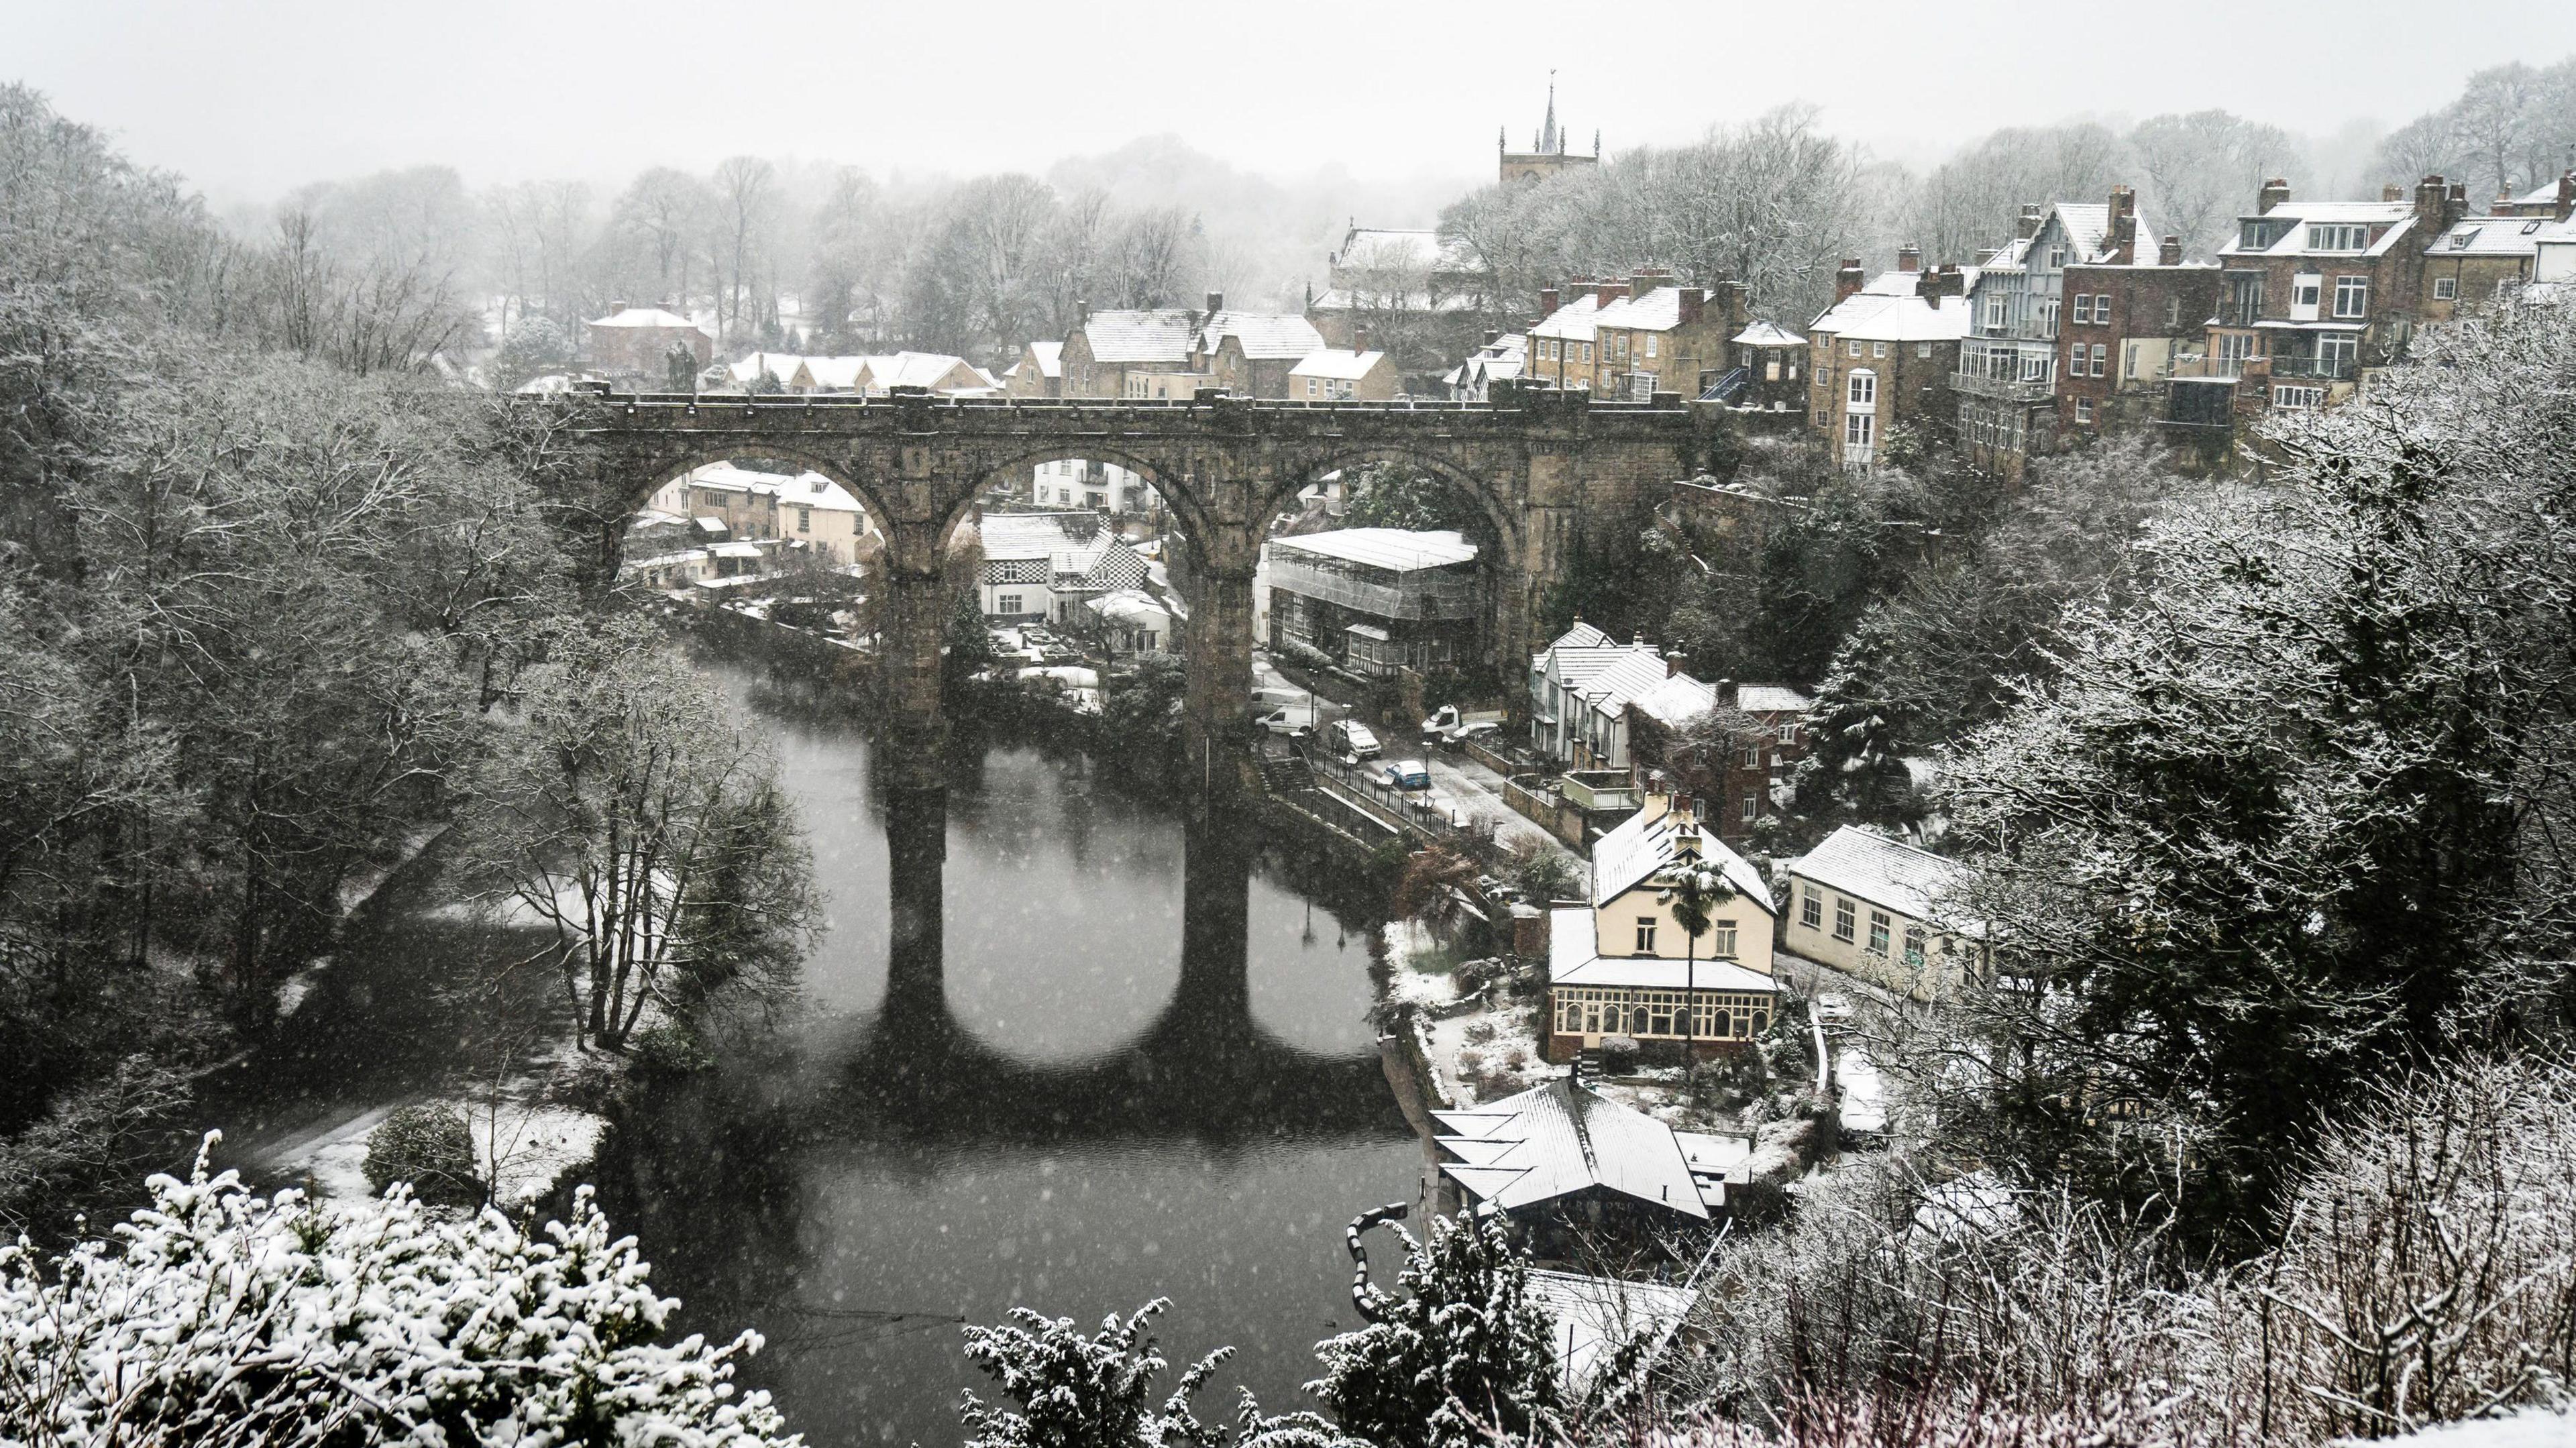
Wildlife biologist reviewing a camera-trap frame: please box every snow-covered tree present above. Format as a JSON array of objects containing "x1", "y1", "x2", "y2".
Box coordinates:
[
  {"x1": 0, "y1": 1138, "x2": 793, "y2": 1447},
  {"x1": 958, "y1": 1300, "x2": 1346, "y2": 1448}
]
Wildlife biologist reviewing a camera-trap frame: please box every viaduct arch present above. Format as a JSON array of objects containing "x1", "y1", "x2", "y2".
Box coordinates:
[{"x1": 557, "y1": 387, "x2": 1728, "y2": 803}]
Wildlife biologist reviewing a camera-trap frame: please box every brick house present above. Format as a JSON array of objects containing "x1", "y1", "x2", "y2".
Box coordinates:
[
  {"x1": 2199, "y1": 176, "x2": 2465, "y2": 416},
  {"x1": 585, "y1": 303, "x2": 712, "y2": 382},
  {"x1": 1806, "y1": 255, "x2": 1972, "y2": 469},
  {"x1": 2057, "y1": 229, "x2": 2221, "y2": 437},
  {"x1": 1626, "y1": 678, "x2": 1813, "y2": 843}
]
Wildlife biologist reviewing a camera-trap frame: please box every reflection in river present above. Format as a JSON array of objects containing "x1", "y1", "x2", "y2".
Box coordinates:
[{"x1": 591, "y1": 660, "x2": 1421, "y2": 1447}]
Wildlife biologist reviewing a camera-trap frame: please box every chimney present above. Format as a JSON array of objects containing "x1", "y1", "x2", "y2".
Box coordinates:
[
  {"x1": 1676, "y1": 287, "x2": 1704, "y2": 326},
  {"x1": 2257, "y1": 179, "x2": 2291, "y2": 215},
  {"x1": 2414, "y1": 174, "x2": 2451, "y2": 233},
  {"x1": 1539, "y1": 286, "x2": 1560, "y2": 317},
  {"x1": 1205, "y1": 290, "x2": 1224, "y2": 315},
  {"x1": 1353, "y1": 325, "x2": 1369, "y2": 354},
  {"x1": 1918, "y1": 264, "x2": 1966, "y2": 303},
  {"x1": 2017, "y1": 204, "x2": 2045, "y2": 239},
  {"x1": 610, "y1": 298, "x2": 630, "y2": 314},
  {"x1": 2381, "y1": 183, "x2": 2406, "y2": 203},
  {"x1": 1896, "y1": 243, "x2": 1921, "y2": 272},
  {"x1": 1628, "y1": 267, "x2": 1670, "y2": 296},
  {"x1": 2159, "y1": 234, "x2": 2183, "y2": 267},
  {"x1": 2558, "y1": 170, "x2": 2575, "y2": 222},
  {"x1": 1076, "y1": 298, "x2": 1089, "y2": 325},
  {"x1": 2107, "y1": 186, "x2": 2138, "y2": 263},
  {"x1": 1483, "y1": 329, "x2": 1501, "y2": 345},
  {"x1": 1835, "y1": 258, "x2": 1865, "y2": 303},
  {"x1": 1595, "y1": 280, "x2": 1629, "y2": 308}
]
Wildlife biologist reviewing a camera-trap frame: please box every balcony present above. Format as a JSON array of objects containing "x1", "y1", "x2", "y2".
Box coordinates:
[
  {"x1": 2267, "y1": 356, "x2": 2358, "y2": 382},
  {"x1": 1950, "y1": 370, "x2": 2055, "y2": 402}
]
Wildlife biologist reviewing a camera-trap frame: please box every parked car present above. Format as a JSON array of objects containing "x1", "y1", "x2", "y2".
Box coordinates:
[
  {"x1": 1326, "y1": 720, "x2": 1382, "y2": 760},
  {"x1": 1377, "y1": 759, "x2": 1432, "y2": 791},
  {"x1": 1258, "y1": 704, "x2": 1321, "y2": 738},
  {"x1": 1421, "y1": 705, "x2": 1505, "y2": 744},
  {"x1": 1247, "y1": 685, "x2": 1306, "y2": 720}
]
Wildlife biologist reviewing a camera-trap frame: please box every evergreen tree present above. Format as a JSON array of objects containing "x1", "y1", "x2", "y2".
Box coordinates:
[{"x1": 1309, "y1": 1213, "x2": 1562, "y2": 1448}]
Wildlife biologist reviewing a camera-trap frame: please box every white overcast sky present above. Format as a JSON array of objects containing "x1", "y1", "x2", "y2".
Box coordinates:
[{"x1": 15, "y1": 0, "x2": 2576, "y2": 204}]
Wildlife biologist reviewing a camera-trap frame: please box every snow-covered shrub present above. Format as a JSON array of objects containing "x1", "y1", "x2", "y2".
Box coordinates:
[
  {"x1": 1311, "y1": 1212, "x2": 1564, "y2": 1448},
  {"x1": 0, "y1": 1136, "x2": 792, "y2": 1448},
  {"x1": 957, "y1": 1298, "x2": 1346, "y2": 1448},
  {"x1": 362, "y1": 1101, "x2": 481, "y2": 1207}
]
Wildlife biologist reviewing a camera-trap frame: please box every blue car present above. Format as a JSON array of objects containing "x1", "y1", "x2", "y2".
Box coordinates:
[{"x1": 1377, "y1": 759, "x2": 1432, "y2": 791}]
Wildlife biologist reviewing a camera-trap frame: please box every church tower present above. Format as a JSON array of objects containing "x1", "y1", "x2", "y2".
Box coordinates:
[{"x1": 1498, "y1": 73, "x2": 1601, "y2": 186}]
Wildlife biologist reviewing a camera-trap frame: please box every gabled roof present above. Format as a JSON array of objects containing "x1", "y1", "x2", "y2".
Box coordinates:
[
  {"x1": 2425, "y1": 215, "x2": 2557, "y2": 258},
  {"x1": 1590, "y1": 806, "x2": 1772, "y2": 913},
  {"x1": 857, "y1": 351, "x2": 983, "y2": 392},
  {"x1": 1546, "y1": 646, "x2": 1668, "y2": 718},
  {"x1": 1631, "y1": 672, "x2": 1715, "y2": 727},
  {"x1": 1432, "y1": 1078, "x2": 1710, "y2": 1221},
  {"x1": 2220, "y1": 202, "x2": 2417, "y2": 259},
  {"x1": 975, "y1": 511, "x2": 1113, "y2": 565},
  {"x1": 684, "y1": 463, "x2": 869, "y2": 514},
  {"x1": 1268, "y1": 528, "x2": 1477, "y2": 571},
  {"x1": 1289, "y1": 348, "x2": 1387, "y2": 381},
  {"x1": 1025, "y1": 339, "x2": 1063, "y2": 378},
  {"x1": 1077, "y1": 309, "x2": 1197, "y2": 364},
  {"x1": 1199, "y1": 311, "x2": 1325, "y2": 361},
  {"x1": 1788, "y1": 825, "x2": 1971, "y2": 928},
  {"x1": 1735, "y1": 683, "x2": 1811, "y2": 714},
  {"x1": 592, "y1": 307, "x2": 707, "y2": 333},
  {"x1": 1547, "y1": 621, "x2": 1611, "y2": 651},
  {"x1": 1733, "y1": 321, "x2": 1805, "y2": 347},
  {"x1": 1548, "y1": 905, "x2": 1772, "y2": 991},
  {"x1": 1593, "y1": 286, "x2": 1701, "y2": 333},
  {"x1": 728, "y1": 351, "x2": 800, "y2": 384},
  {"x1": 800, "y1": 355, "x2": 867, "y2": 390}
]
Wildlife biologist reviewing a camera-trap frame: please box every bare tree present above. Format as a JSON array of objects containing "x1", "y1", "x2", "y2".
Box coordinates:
[{"x1": 711, "y1": 155, "x2": 780, "y2": 345}]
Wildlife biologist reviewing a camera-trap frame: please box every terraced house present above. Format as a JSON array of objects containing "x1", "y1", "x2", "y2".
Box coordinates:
[{"x1": 1807, "y1": 254, "x2": 1974, "y2": 469}]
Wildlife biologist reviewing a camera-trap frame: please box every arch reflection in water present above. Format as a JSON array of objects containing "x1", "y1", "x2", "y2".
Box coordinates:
[{"x1": 847, "y1": 788, "x2": 1397, "y2": 1144}]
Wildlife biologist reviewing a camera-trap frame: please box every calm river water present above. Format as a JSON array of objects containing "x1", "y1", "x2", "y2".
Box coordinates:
[{"x1": 584, "y1": 658, "x2": 1425, "y2": 1446}]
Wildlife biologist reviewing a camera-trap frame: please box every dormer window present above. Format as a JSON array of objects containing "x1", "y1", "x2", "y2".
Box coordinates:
[{"x1": 2307, "y1": 223, "x2": 2369, "y2": 252}]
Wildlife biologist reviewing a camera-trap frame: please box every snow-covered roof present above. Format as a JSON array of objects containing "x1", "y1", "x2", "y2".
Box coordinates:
[
  {"x1": 1267, "y1": 527, "x2": 1477, "y2": 572},
  {"x1": 728, "y1": 351, "x2": 800, "y2": 384},
  {"x1": 1735, "y1": 683, "x2": 1811, "y2": 714},
  {"x1": 1199, "y1": 311, "x2": 1325, "y2": 360},
  {"x1": 2219, "y1": 202, "x2": 2417, "y2": 259},
  {"x1": 975, "y1": 511, "x2": 1111, "y2": 562},
  {"x1": 1594, "y1": 286, "x2": 1701, "y2": 333},
  {"x1": 1081, "y1": 588, "x2": 1171, "y2": 626},
  {"x1": 1025, "y1": 339, "x2": 1063, "y2": 378},
  {"x1": 1547, "y1": 621, "x2": 1611, "y2": 651},
  {"x1": 2425, "y1": 215, "x2": 2558, "y2": 258},
  {"x1": 1733, "y1": 320, "x2": 1805, "y2": 347},
  {"x1": 800, "y1": 355, "x2": 867, "y2": 390},
  {"x1": 1523, "y1": 1271, "x2": 1699, "y2": 1396},
  {"x1": 1807, "y1": 286, "x2": 1973, "y2": 343},
  {"x1": 858, "y1": 351, "x2": 982, "y2": 392},
  {"x1": 1590, "y1": 805, "x2": 1772, "y2": 913},
  {"x1": 1631, "y1": 673, "x2": 1716, "y2": 727},
  {"x1": 1529, "y1": 292, "x2": 1603, "y2": 341},
  {"x1": 1289, "y1": 348, "x2": 1387, "y2": 381},
  {"x1": 684, "y1": 463, "x2": 869, "y2": 514},
  {"x1": 591, "y1": 307, "x2": 706, "y2": 332},
  {"x1": 1549, "y1": 647, "x2": 1670, "y2": 722},
  {"x1": 1549, "y1": 903, "x2": 1773, "y2": 991},
  {"x1": 1787, "y1": 826, "x2": 1970, "y2": 928},
  {"x1": 1432, "y1": 1078, "x2": 1710, "y2": 1221},
  {"x1": 1077, "y1": 309, "x2": 1195, "y2": 364}
]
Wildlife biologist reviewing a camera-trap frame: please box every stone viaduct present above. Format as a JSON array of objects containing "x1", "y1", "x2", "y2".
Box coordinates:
[{"x1": 558, "y1": 386, "x2": 1728, "y2": 803}]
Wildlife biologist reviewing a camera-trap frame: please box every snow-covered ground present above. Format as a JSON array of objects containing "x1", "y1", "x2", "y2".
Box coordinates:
[{"x1": 269, "y1": 1096, "x2": 609, "y2": 1210}]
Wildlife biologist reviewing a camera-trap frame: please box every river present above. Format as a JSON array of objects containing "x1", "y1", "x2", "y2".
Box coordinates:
[{"x1": 577, "y1": 657, "x2": 1426, "y2": 1445}]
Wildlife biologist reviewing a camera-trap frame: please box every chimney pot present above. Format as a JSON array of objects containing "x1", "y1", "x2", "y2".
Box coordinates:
[
  {"x1": 1354, "y1": 325, "x2": 1368, "y2": 353},
  {"x1": 2159, "y1": 235, "x2": 2183, "y2": 267},
  {"x1": 1205, "y1": 290, "x2": 1224, "y2": 315},
  {"x1": 1595, "y1": 280, "x2": 1629, "y2": 308},
  {"x1": 1834, "y1": 258, "x2": 1865, "y2": 303},
  {"x1": 1896, "y1": 243, "x2": 1921, "y2": 272},
  {"x1": 1076, "y1": 298, "x2": 1089, "y2": 325},
  {"x1": 2257, "y1": 179, "x2": 2291, "y2": 215},
  {"x1": 1539, "y1": 286, "x2": 1560, "y2": 317},
  {"x1": 2018, "y1": 204, "x2": 2045, "y2": 239},
  {"x1": 1484, "y1": 329, "x2": 1501, "y2": 345},
  {"x1": 2382, "y1": 184, "x2": 2405, "y2": 203},
  {"x1": 610, "y1": 298, "x2": 629, "y2": 313}
]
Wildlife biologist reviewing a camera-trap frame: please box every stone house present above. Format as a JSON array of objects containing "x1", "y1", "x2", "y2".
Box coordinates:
[
  {"x1": 1538, "y1": 786, "x2": 1778, "y2": 1065},
  {"x1": 586, "y1": 304, "x2": 712, "y2": 381},
  {"x1": 855, "y1": 351, "x2": 994, "y2": 396},
  {"x1": 664, "y1": 463, "x2": 875, "y2": 565},
  {"x1": 1526, "y1": 284, "x2": 1609, "y2": 390},
  {"x1": 1059, "y1": 305, "x2": 1197, "y2": 398},
  {"x1": 1725, "y1": 321, "x2": 1809, "y2": 412},
  {"x1": 1287, "y1": 347, "x2": 1399, "y2": 402},
  {"x1": 1591, "y1": 272, "x2": 1750, "y2": 402},
  {"x1": 1806, "y1": 256, "x2": 1973, "y2": 469},
  {"x1": 1191, "y1": 299, "x2": 1326, "y2": 397},
  {"x1": 2416, "y1": 175, "x2": 2573, "y2": 323},
  {"x1": 1780, "y1": 826, "x2": 1983, "y2": 1001},
  {"x1": 1003, "y1": 340, "x2": 1063, "y2": 398},
  {"x1": 1444, "y1": 331, "x2": 1525, "y2": 400}
]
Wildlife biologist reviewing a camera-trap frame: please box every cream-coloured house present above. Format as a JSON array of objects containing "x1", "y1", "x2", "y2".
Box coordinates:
[
  {"x1": 1544, "y1": 788, "x2": 1778, "y2": 1063},
  {"x1": 658, "y1": 463, "x2": 876, "y2": 565},
  {"x1": 1780, "y1": 826, "x2": 1982, "y2": 999}
]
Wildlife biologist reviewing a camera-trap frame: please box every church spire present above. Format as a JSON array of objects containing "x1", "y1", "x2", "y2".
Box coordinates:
[{"x1": 1540, "y1": 71, "x2": 1559, "y2": 155}]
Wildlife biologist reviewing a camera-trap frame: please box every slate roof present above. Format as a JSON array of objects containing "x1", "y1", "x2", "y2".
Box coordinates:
[
  {"x1": 1788, "y1": 825, "x2": 1972, "y2": 928},
  {"x1": 1077, "y1": 309, "x2": 1197, "y2": 364},
  {"x1": 1631, "y1": 673, "x2": 1716, "y2": 727},
  {"x1": 1432, "y1": 1078, "x2": 1711, "y2": 1220},
  {"x1": 2218, "y1": 202, "x2": 2417, "y2": 260},
  {"x1": 1026, "y1": 339, "x2": 1063, "y2": 378},
  {"x1": 1529, "y1": 292, "x2": 1604, "y2": 341},
  {"x1": 1589, "y1": 807, "x2": 1772, "y2": 912},
  {"x1": 858, "y1": 351, "x2": 983, "y2": 392},
  {"x1": 799, "y1": 355, "x2": 867, "y2": 390},
  {"x1": 1594, "y1": 286, "x2": 1699, "y2": 333},
  {"x1": 1336, "y1": 226, "x2": 1481, "y2": 274},
  {"x1": 1732, "y1": 320, "x2": 1806, "y2": 347},
  {"x1": 1198, "y1": 311, "x2": 1325, "y2": 360},
  {"x1": 2426, "y1": 215, "x2": 2559, "y2": 258},
  {"x1": 1524, "y1": 1272, "x2": 1700, "y2": 1396},
  {"x1": 1735, "y1": 683, "x2": 1811, "y2": 714},
  {"x1": 1807, "y1": 286, "x2": 1973, "y2": 343}
]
